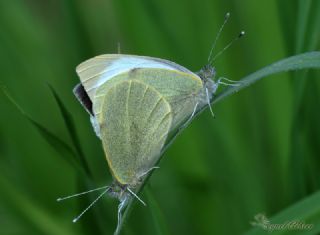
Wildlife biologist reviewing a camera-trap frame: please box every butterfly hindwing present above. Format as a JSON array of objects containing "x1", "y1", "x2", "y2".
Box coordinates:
[{"x1": 97, "y1": 79, "x2": 173, "y2": 185}]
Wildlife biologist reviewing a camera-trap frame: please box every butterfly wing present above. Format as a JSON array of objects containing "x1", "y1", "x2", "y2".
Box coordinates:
[
  {"x1": 76, "y1": 54, "x2": 205, "y2": 139},
  {"x1": 91, "y1": 68, "x2": 202, "y2": 134},
  {"x1": 96, "y1": 79, "x2": 172, "y2": 185},
  {"x1": 75, "y1": 54, "x2": 196, "y2": 99},
  {"x1": 126, "y1": 68, "x2": 204, "y2": 130}
]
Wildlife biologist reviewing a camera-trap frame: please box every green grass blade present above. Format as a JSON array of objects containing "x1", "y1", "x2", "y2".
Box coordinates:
[
  {"x1": 0, "y1": 85, "x2": 85, "y2": 175},
  {"x1": 47, "y1": 84, "x2": 91, "y2": 176},
  {"x1": 48, "y1": 84, "x2": 110, "y2": 234},
  {"x1": 26, "y1": 117, "x2": 78, "y2": 167},
  {"x1": 213, "y1": 51, "x2": 320, "y2": 104},
  {"x1": 243, "y1": 190, "x2": 320, "y2": 235},
  {"x1": 289, "y1": 0, "x2": 320, "y2": 202},
  {"x1": 47, "y1": 85, "x2": 111, "y2": 234}
]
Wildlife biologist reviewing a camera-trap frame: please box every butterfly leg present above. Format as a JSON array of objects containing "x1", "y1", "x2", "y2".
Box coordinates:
[
  {"x1": 127, "y1": 187, "x2": 146, "y2": 206},
  {"x1": 139, "y1": 166, "x2": 160, "y2": 178},
  {"x1": 216, "y1": 77, "x2": 241, "y2": 87},
  {"x1": 182, "y1": 102, "x2": 199, "y2": 128},
  {"x1": 205, "y1": 87, "x2": 215, "y2": 118},
  {"x1": 135, "y1": 167, "x2": 160, "y2": 186}
]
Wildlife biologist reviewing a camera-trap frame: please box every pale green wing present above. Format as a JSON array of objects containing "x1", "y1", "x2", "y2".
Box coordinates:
[
  {"x1": 130, "y1": 69, "x2": 203, "y2": 130},
  {"x1": 93, "y1": 68, "x2": 203, "y2": 132},
  {"x1": 75, "y1": 54, "x2": 197, "y2": 100},
  {"x1": 97, "y1": 79, "x2": 172, "y2": 185}
]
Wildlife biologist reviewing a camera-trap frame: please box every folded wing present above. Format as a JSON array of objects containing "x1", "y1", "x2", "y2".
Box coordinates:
[{"x1": 97, "y1": 79, "x2": 173, "y2": 185}]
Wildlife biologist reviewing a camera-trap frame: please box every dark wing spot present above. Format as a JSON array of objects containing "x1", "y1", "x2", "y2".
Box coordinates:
[{"x1": 73, "y1": 83, "x2": 93, "y2": 115}]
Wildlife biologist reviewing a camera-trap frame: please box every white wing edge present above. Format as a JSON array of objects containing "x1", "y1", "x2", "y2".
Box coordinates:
[{"x1": 76, "y1": 54, "x2": 200, "y2": 98}]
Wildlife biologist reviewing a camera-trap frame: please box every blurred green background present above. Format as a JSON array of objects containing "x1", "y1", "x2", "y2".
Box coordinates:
[{"x1": 1, "y1": 0, "x2": 320, "y2": 235}]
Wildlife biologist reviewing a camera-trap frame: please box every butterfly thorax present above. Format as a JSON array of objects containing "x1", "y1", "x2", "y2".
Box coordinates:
[{"x1": 196, "y1": 64, "x2": 217, "y2": 104}]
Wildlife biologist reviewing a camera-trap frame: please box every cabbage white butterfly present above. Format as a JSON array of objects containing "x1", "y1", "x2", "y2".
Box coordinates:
[{"x1": 58, "y1": 12, "x2": 244, "y2": 233}]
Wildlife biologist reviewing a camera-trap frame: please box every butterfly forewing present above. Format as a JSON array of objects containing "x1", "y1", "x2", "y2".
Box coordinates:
[{"x1": 76, "y1": 54, "x2": 198, "y2": 100}]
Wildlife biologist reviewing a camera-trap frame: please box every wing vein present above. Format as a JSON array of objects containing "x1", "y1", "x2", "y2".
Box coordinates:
[{"x1": 126, "y1": 81, "x2": 133, "y2": 166}]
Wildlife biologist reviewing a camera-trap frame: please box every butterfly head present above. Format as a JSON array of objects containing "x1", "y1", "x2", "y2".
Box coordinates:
[
  {"x1": 198, "y1": 64, "x2": 216, "y2": 83},
  {"x1": 198, "y1": 64, "x2": 217, "y2": 97},
  {"x1": 196, "y1": 64, "x2": 217, "y2": 118}
]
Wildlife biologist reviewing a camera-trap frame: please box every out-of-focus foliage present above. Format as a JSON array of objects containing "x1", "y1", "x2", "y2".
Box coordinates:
[{"x1": 0, "y1": 0, "x2": 319, "y2": 235}]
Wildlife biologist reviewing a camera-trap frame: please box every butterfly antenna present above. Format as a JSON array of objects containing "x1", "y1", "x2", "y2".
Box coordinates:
[
  {"x1": 127, "y1": 187, "x2": 146, "y2": 206},
  {"x1": 72, "y1": 187, "x2": 110, "y2": 223},
  {"x1": 57, "y1": 186, "x2": 110, "y2": 202},
  {"x1": 210, "y1": 31, "x2": 245, "y2": 64},
  {"x1": 207, "y1": 12, "x2": 231, "y2": 63}
]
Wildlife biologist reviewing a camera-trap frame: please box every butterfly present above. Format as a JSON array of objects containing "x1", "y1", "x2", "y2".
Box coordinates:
[{"x1": 58, "y1": 12, "x2": 244, "y2": 234}]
